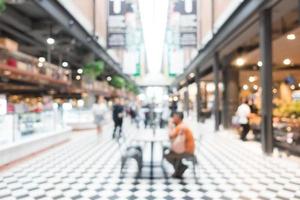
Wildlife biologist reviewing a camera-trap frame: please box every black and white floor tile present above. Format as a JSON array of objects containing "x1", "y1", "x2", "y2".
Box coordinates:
[{"x1": 0, "y1": 122, "x2": 300, "y2": 200}]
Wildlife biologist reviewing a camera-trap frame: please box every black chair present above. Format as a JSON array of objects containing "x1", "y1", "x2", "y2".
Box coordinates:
[
  {"x1": 182, "y1": 154, "x2": 198, "y2": 178},
  {"x1": 117, "y1": 137, "x2": 143, "y2": 176}
]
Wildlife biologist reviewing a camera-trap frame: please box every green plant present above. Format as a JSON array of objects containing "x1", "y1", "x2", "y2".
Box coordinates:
[
  {"x1": 0, "y1": 0, "x2": 5, "y2": 13},
  {"x1": 126, "y1": 82, "x2": 139, "y2": 94},
  {"x1": 110, "y1": 75, "x2": 125, "y2": 89},
  {"x1": 83, "y1": 61, "x2": 104, "y2": 80}
]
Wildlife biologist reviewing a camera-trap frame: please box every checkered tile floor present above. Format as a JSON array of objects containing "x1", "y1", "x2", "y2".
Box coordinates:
[{"x1": 1, "y1": 121, "x2": 300, "y2": 200}]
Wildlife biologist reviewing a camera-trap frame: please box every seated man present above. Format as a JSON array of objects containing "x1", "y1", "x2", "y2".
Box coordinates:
[{"x1": 164, "y1": 112, "x2": 195, "y2": 178}]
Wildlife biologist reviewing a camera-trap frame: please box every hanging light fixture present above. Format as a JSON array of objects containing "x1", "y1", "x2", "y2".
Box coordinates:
[
  {"x1": 235, "y1": 58, "x2": 245, "y2": 67},
  {"x1": 46, "y1": 24, "x2": 55, "y2": 45},
  {"x1": 242, "y1": 84, "x2": 249, "y2": 90},
  {"x1": 77, "y1": 68, "x2": 83, "y2": 74},
  {"x1": 76, "y1": 75, "x2": 81, "y2": 80},
  {"x1": 38, "y1": 57, "x2": 46, "y2": 63},
  {"x1": 46, "y1": 37, "x2": 55, "y2": 45},
  {"x1": 62, "y1": 62, "x2": 69, "y2": 67},
  {"x1": 283, "y1": 58, "x2": 292, "y2": 65},
  {"x1": 257, "y1": 61, "x2": 263, "y2": 67},
  {"x1": 286, "y1": 34, "x2": 296, "y2": 40}
]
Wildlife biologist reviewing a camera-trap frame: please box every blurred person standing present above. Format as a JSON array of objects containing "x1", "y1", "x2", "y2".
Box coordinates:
[
  {"x1": 236, "y1": 99, "x2": 251, "y2": 141},
  {"x1": 112, "y1": 98, "x2": 125, "y2": 138},
  {"x1": 92, "y1": 96, "x2": 108, "y2": 135},
  {"x1": 160, "y1": 104, "x2": 170, "y2": 128}
]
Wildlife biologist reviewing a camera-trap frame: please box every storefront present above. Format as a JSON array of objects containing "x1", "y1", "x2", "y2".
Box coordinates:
[
  {"x1": 229, "y1": 23, "x2": 300, "y2": 154},
  {"x1": 173, "y1": 0, "x2": 300, "y2": 155}
]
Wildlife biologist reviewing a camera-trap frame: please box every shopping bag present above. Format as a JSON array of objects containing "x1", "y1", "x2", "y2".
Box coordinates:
[
  {"x1": 171, "y1": 130, "x2": 186, "y2": 154},
  {"x1": 232, "y1": 116, "x2": 239, "y2": 126}
]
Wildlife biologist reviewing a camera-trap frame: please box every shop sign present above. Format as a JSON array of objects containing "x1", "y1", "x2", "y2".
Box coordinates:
[
  {"x1": 175, "y1": 0, "x2": 197, "y2": 47},
  {"x1": 107, "y1": 0, "x2": 126, "y2": 48},
  {"x1": 0, "y1": 94, "x2": 7, "y2": 115}
]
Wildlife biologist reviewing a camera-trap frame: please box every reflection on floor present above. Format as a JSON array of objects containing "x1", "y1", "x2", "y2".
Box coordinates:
[{"x1": 0, "y1": 120, "x2": 300, "y2": 200}]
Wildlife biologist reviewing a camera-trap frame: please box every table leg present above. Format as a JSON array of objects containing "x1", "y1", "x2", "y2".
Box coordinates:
[{"x1": 150, "y1": 141, "x2": 154, "y2": 178}]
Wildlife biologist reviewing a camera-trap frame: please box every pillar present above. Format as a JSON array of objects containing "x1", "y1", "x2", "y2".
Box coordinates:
[
  {"x1": 195, "y1": 71, "x2": 202, "y2": 122},
  {"x1": 260, "y1": 9, "x2": 273, "y2": 154},
  {"x1": 184, "y1": 87, "x2": 189, "y2": 116},
  {"x1": 222, "y1": 66, "x2": 239, "y2": 129},
  {"x1": 213, "y1": 53, "x2": 220, "y2": 131}
]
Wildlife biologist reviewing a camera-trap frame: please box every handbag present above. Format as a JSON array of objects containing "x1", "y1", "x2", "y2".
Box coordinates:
[
  {"x1": 171, "y1": 129, "x2": 186, "y2": 154},
  {"x1": 232, "y1": 115, "x2": 239, "y2": 126}
]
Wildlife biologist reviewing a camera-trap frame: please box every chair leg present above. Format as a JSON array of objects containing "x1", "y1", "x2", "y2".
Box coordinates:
[
  {"x1": 193, "y1": 162, "x2": 196, "y2": 178},
  {"x1": 121, "y1": 157, "x2": 127, "y2": 173}
]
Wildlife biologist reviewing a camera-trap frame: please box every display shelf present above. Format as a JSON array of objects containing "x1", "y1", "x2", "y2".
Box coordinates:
[
  {"x1": 0, "y1": 47, "x2": 72, "y2": 87},
  {"x1": 71, "y1": 80, "x2": 112, "y2": 96},
  {"x1": 0, "y1": 63, "x2": 71, "y2": 86}
]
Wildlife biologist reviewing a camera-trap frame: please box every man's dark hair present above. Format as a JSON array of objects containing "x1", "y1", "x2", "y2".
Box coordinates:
[{"x1": 173, "y1": 111, "x2": 184, "y2": 120}]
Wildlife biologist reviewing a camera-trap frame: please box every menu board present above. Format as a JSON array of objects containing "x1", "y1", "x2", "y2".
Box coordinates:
[{"x1": 107, "y1": 0, "x2": 126, "y2": 48}]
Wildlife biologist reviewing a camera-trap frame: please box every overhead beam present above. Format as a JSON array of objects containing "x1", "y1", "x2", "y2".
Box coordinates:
[
  {"x1": 0, "y1": 7, "x2": 32, "y2": 32},
  {"x1": 172, "y1": 0, "x2": 267, "y2": 87},
  {"x1": 34, "y1": 0, "x2": 134, "y2": 84}
]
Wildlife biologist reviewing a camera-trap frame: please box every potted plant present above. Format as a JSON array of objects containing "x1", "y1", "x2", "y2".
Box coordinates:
[
  {"x1": 83, "y1": 61, "x2": 104, "y2": 83},
  {"x1": 110, "y1": 75, "x2": 126, "y2": 89},
  {"x1": 126, "y1": 82, "x2": 139, "y2": 94}
]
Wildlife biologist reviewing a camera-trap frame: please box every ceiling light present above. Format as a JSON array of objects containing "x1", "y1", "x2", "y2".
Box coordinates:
[
  {"x1": 173, "y1": 96, "x2": 178, "y2": 101},
  {"x1": 38, "y1": 57, "x2": 46, "y2": 63},
  {"x1": 77, "y1": 68, "x2": 83, "y2": 74},
  {"x1": 283, "y1": 58, "x2": 292, "y2": 65},
  {"x1": 236, "y1": 58, "x2": 245, "y2": 67},
  {"x1": 272, "y1": 88, "x2": 277, "y2": 94},
  {"x1": 287, "y1": 34, "x2": 296, "y2": 40},
  {"x1": 290, "y1": 85, "x2": 296, "y2": 90},
  {"x1": 107, "y1": 76, "x2": 112, "y2": 81},
  {"x1": 253, "y1": 85, "x2": 258, "y2": 90},
  {"x1": 242, "y1": 84, "x2": 249, "y2": 90},
  {"x1": 257, "y1": 61, "x2": 263, "y2": 67},
  {"x1": 62, "y1": 62, "x2": 69, "y2": 67},
  {"x1": 248, "y1": 76, "x2": 257, "y2": 83},
  {"x1": 76, "y1": 75, "x2": 81, "y2": 80},
  {"x1": 46, "y1": 37, "x2": 55, "y2": 45}
]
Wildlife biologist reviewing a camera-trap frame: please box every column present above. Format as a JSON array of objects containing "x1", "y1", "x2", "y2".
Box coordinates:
[
  {"x1": 222, "y1": 66, "x2": 239, "y2": 129},
  {"x1": 195, "y1": 71, "x2": 202, "y2": 122},
  {"x1": 184, "y1": 87, "x2": 189, "y2": 116},
  {"x1": 213, "y1": 53, "x2": 220, "y2": 131},
  {"x1": 260, "y1": 9, "x2": 273, "y2": 154}
]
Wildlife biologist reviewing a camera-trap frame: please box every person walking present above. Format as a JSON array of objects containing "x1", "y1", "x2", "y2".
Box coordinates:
[
  {"x1": 92, "y1": 96, "x2": 108, "y2": 136},
  {"x1": 112, "y1": 98, "x2": 124, "y2": 138},
  {"x1": 236, "y1": 99, "x2": 251, "y2": 141},
  {"x1": 164, "y1": 112, "x2": 195, "y2": 178}
]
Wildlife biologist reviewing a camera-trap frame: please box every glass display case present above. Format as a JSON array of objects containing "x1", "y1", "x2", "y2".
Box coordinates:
[
  {"x1": 63, "y1": 109, "x2": 94, "y2": 124},
  {"x1": 0, "y1": 110, "x2": 65, "y2": 146},
  {"x1": 0, "y1": 114, "x2": 15, "y2": 145}
]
